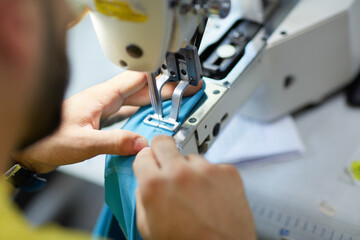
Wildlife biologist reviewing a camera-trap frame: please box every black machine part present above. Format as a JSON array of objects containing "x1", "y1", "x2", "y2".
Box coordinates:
[{"x1": 200, "y1": 19, "x2": 262, "y2": 80}]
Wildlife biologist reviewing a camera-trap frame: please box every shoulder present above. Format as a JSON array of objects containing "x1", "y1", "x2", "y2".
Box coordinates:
[{"x1": 0, "y1": 179, "x2": 90, "y2": 240}]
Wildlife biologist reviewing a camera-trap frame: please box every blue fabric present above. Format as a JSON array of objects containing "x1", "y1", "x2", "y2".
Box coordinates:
[
  {"x1": 93, "y1": 205, "x2": 126, "y2": 240},
  {"x1": 94, "y1": 83, "x2": 206, "y2": 240}
]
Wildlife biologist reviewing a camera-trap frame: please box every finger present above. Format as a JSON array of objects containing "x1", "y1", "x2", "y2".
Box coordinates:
[
  {"x1": 217, "y1": 164, "x2": 242, "y2": 179},
  {"x1": 135, "y1": 189, "x2": 152, "y2": 239},
  {"x1": 100, "y1": 106, "x2": 140, "y2": 128},
  {"x1": 105, "y1": 71, "x2": 148, "y2": 98},
  {"x1": 85, "y1": 129, "x2": 148, "y2": 156},
  {"x1": 150, "y1": 135, "x2": 183, "y2": 168},
  {"x1": 164, "y1": 80, "x2": 204, "y2": 97},
  {"x1": 185, "y1": 154, "x2": 208, "y2": 164},
  {"x1": 185, "y1": 154, "x2": 214, "y2": 173},
  {"x1": 89, "y1": 71, "x2": 147, "y2": 119},
  {"x1": 133, "y1": 147, "x2": 160, "y2": 179},
  {"x1": 123, "y1": 80, "x2": 204, "y2": 106}
]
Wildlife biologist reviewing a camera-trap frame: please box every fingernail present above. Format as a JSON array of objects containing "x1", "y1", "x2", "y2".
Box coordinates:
[{"x1": 134, "y1": 137, "x2": 148, "y2": 152}]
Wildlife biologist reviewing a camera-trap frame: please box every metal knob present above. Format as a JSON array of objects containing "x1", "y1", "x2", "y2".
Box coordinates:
[{"x1": 205, "y1": 0, "x2": 231, "y2": 19}]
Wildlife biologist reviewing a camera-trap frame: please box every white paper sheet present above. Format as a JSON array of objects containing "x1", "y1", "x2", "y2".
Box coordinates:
[{"x1": 205, "y1": 113, "x2": 305, "y2": 165}]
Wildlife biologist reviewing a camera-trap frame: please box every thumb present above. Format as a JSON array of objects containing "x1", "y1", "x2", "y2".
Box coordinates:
[{"x1": 87, "y1": 129, "x2": 148, "y2": 156}]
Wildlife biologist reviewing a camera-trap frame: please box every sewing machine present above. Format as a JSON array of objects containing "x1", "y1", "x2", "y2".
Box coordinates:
[{"x1": 68, "y1": 0, "x2": 360, "y2": 155}]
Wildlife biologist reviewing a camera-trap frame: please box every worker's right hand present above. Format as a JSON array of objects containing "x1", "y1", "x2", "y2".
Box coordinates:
[
  {"x1": 133, "y1": 135, "x2": 257, "y2": 240},
  {"x1": 11, "y1": 71, "x2": 203, "y2": 173}
]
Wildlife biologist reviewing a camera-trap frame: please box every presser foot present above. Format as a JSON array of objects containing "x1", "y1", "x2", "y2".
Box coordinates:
[
  {"x1": 144, "y1": 45, "x2": 202, "y2": 132},
  {"x1": 144, "y1": 77, "x2": 189, "y2": 132},
  {"x1": 143, "y1": 114, "x2": 180, "y2": 132}
]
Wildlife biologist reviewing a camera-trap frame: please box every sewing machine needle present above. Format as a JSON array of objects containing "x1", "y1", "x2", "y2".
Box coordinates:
[{"x1": 146, "y1": 72, "x2": 163, "y2": 119}]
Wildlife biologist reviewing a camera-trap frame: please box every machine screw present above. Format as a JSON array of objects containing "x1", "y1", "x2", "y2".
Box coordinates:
[
  {"x1": 213, "y1": 90, "x2": 220, "y2": 95},
  {"x1": 223, "y1": 81, "x2": 230, "y2": 87},
  {"x1": 119, "y1": 60, "x2": 128, "y2": 67},
  {"x1": 176, "y1": 144, "x2": 183, "y2": 152},
  {"x1": 213, "y1": 123, "x2": 221, "y2": 137},
  {"x1": 284, "y1": 75, "x2": 295, "y2": 88},
  {"x1": 189, "y1": 118, "x2": 197, "y2": 123}
]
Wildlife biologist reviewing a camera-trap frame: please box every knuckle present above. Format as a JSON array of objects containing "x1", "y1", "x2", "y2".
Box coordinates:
[
  {"x1": 220, "y1": 164, "x2": 242, "y2": 181},
  {"x1": 113, "y1": 131, "x2": 129, "y2": 153},
  {"x1": 145, "y1": 175, "x2": 163, "y2": 190},
  {"x1": 201, "y1": 163, "x2": 218, "y2": 176},
  {"x1": 116, "y1": 130, "x2": 141, "y2": 155},
  {"x1": 187, "y1": 154, "x2": 201, "y2": 161},
  {"x1": 117, "y1": 130, "x2": 134, "y2": 143},
  {"x1": 171, "y1": 165, "x2": 191, "y2": 185},
  {"x1": 151, "y1": 135, "x2": 173, "y2": 146},
  {"x1": 141, "y1": 176, "x2": 165, "y2": 200},
  {"x1": 226, "y1": 165, "x2": 240, "y2": 177},
  {"x1": 134, "y1": 147, "x2": 151, "y2": 161}
]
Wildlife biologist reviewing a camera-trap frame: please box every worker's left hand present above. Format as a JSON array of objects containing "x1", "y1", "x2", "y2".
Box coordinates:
[
  {"x1": 134, "y1": 135, "x2": 256, "y2": 240},
  {"x1": 12, "y1": 71, "x2": 203, "y2": 173}
]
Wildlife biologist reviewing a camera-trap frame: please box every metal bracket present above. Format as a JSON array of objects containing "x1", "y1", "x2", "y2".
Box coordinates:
[
  {"x1": 143, "y1": 114, "x2": 180, "y2": 132},
  {"x1": 144, "y1": 45, "x2": 203, "y2": 132}
]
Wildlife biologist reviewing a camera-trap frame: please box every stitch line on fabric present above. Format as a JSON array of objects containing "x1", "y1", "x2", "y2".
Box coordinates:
[
  {"x1": 112, "y1": 166, "x2": 135, "y2": 176},
  {"x1": 105, "y1": 165, "x2": 135, "y2": 178},
  {"x1": 104, "y1": 168, "x2": 114, "y2": 178}
]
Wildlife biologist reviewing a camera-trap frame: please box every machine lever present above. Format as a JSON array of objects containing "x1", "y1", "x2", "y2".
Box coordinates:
[
  {"x1": 144, "y1": 45, "x2": 202, "y2": 132},
  {"x1": 169, "y1": 80, "x2": 190, "y2": 122}
]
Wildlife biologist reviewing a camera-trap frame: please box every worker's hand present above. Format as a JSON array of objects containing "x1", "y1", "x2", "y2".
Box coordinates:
[
  {"x1": 133, "y1": 135, "x2": 257, "y2": 240},
  {"x1": 12, "y1": 71, "x2": 203, "y2": 173}
]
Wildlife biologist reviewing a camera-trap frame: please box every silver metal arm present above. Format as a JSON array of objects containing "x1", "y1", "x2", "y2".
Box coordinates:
[
  {"x1": 146, "y1": 73, "x2": 163, "y2": 119},
  {"x1": 169, "y1": 80, "x2": 190, "y2": 122},
  {"x1": 146, "y1": 73, "x2": 170, "y2": 119},
  {"x1": 143, "y1": 46, "x2": 203, "y2": 132}
]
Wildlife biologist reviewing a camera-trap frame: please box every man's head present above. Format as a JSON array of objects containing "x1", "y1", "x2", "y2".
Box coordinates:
[{"x1": 0, "y1": 0, "x2": 73, "y2": 161}]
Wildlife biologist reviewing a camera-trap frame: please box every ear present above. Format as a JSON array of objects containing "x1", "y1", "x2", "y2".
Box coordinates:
[{"x1": 0, "y1": 0, "x2": 39, "y2": 69}]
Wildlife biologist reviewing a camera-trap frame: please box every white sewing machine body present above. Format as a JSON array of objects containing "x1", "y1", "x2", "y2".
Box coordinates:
[
  {"x1": 175, "y1": 0, "x2": 360, "y2": 154},
  {"x1": 239, "y1": 0, "x2": 360, "y2": 121},
  {"x1": 67, "y1": 0, "x2": 360, "y2": 155}
]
